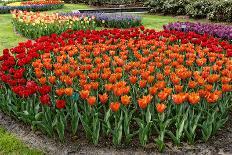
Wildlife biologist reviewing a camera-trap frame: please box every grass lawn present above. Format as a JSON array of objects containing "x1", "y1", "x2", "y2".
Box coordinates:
[
  {"x1": 141, "y1": 14, "x2": 193, "y2": 30},
  {"x1": 0, "y1": 127, "x2": 43, "y2": 154}
]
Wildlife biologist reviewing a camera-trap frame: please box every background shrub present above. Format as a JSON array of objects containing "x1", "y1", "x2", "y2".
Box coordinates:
[
  {"x1": 0, "y1": 3, "x2": 64, "y2": 14},
  {"x1": 63, "y1": 0, "x2": 144, "y2": 5},
  {"x1": 145, "y1": 0, "x2": 190, "y2": 15},
  {"x1": 162, "y1": 0, "x2": 189, "y2": 15},
  {"x1": 208, "y1": 0, "x2": 232, "y2": 22},
  {"x1": 144, "y1": 0, "x2": 164, "y2": 13},
  {"x1": 185, "y1": 0, "x2": 214, "y2": 19},
  {"x1": 145, "y1": 0, "x2": 232, "y2": 22}
]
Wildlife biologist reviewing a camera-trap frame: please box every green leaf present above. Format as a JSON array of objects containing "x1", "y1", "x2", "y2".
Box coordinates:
[
  {"x1": 134, "y1": 118, "x2": 144, "y2": 128},
  {"x1": 146, "y1": 106, "x2": 151, "y2": 123},
  {"x1": 79, "y1": 113, "x2": 92, "y2": 139},
  {"x1": 35, "y1": 112, "x2": 43, "y2": 120},
  {"x1": 71, "y1": 103, "x2": 79, "y2": 135}
]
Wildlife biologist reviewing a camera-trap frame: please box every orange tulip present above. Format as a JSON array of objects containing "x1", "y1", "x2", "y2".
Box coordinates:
[
  {"x1": 122, "y1": 86, "x2": 130, "y2": 94},
  {"x1": 113, "y1": 88, "x2": 124, "y2": 96},
  {"x1": 188, "y1": 93, "x2": 200, "y2": 105},
  {"x1": 188, "y1": 80, "x2": 197, "y2": 89},
  {"x1": 101, "y1": 73, "x2": 110, "y2": 80},
  {"x1": 198, "y1": 89, "x2": 207, "y2": 98},
  {"x1": 196, "y1": 77, "x2": 206, "y2": 86},
  {"x1": 105, "y1": 84, "x2": 113, "y2": 91},
  {"x1": 55, "y1": 69, "x2": 62, "y2": 76},
  {"x1": 138, "y1": 95, "x2": 153, "y2": 109},
  {"x1": 171, "y1": 76, "x2": 181, "y2": 85},
  {"x1": 91, "y1": 82, "x2": 99, "y2": 90},
  {"x1": 174, "y1": 85, "x2": 183, "y2": 93},
  {"x1": 121, "y1": 95, "x2": 131, "y2": 105},
  {"x1": 110, "y1": 102, "x2": 120, "y2": 112},
  {"x1": 172, "y1": 93, "x2": 187, "y2": 105},
  {"x1": 64, "y1": 77, "x2": 73, "y2": 86},
  {"x1": 35, "y1": 70, "x2": 43, "y2": 78},
  {"x1": 138, "y1": 98, "x2": 147, "y2": 109},
  {"x1": 221, "y1": 77, "x2": 231, "y2": 84},
  {"x1": 156, "y1": 73, "x2": 164, "y2": 81},
  {"x1": 147, "y1": 76, "x2": 155, "y2": 83},
  {"x1": 139, "y1": 80, "x2": 147, "y2": 88},
  {"x1": 80, "y1": 90, "x2": 90, "y2": 99},
  {"x1": 44, "y1": 63, "x2": 52, "y2": 70},
  {"x1": 149, "y1": 86, "x2": 158, "y2": 95},
  {"x1": 48, "y1": 76, "x2": 56, "y2": 84},
  {"x1": 206, "y1": 92, "x2": 220, "y2": 103},
  {"x1": 129, "y1": 76, "x2": 137, "y2": 84},
  {"x1": 87, "y1": 96, "x2": 96, "y2": 106},
  {"x1": 64, "y1": 88, "x2": 73, "y2": 96},
  {"x1": 99, "y1": 93, "x2": 108, "y2": 104},
  {"x1": 158, "y1": 91, "x2": 169, "y2": 101},
  {"x1": 56, "y1": 88, "x2": 64, "y2": 96},
  {"x1": 115, "y1": 67, "x2": 123, "y2": 73},
  {"x1": 163, "y1": 88, "x2": 172, "y2": 95},
  {"x1": 109, "y1": 74, "x2": 117, "y2": 83},
  {"x1": 222, "y1": 84, "x2": 231, "y2": 92},
  {"x1": 156, "y1": 81, "x2": 166, "y2": 90},
  {"x1": 38, "y1": 77, "x2": 46, "y2": 85},
  {"x1": 156, "y1": 103, "x2": 167, "y2": 113},
  {"x1": 207, "y1": 74, "x2": 220, "y2": 83},
  {"x1": 204, "y1": 84, "x2": 213, "y2": 91}
]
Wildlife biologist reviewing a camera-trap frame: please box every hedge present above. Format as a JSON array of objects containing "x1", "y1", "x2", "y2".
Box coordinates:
[
  {"x1": 0, "y1": 3, "x2": 64, "y2": 14},
  {"x1": 145, "y1": 0, "x2": 232, "y2": 22}
]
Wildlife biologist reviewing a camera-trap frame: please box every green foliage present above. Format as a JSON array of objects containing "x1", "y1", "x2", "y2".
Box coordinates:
[
  {"x1": 144, "y1": 0, "x2": 164, "y2": 13},
  {"x1": 208, "y1": 0, "x2": 232, "y2": 22},
  {"x1": 185, "y1": 0, "x2": 214, "y2": 19},
  {"x1": 63, "y1": 0, "x2": 143, "y2": 5},
  {"x1": 162, "y1": 0, "x2": 189, "y2": 15},
  {"x1": 1, "y1": 84, "x2": 231, "y2": 152},
  {"x1": 145, "y1": 0, "x2": 231, "y2": 22},
  {"x1": 145, "y1": 0, "x2": 189, "y2": 15}
]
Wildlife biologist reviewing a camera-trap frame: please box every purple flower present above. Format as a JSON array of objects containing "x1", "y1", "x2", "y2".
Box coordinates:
[
  {"x1": 59, "y1": 12, "x2": 142, "y2": 28},
  {"x1": 164, "y1": 22, "x2": 232, "y2": 41}
]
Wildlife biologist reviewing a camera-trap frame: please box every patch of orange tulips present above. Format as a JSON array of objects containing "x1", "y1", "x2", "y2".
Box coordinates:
[{"x1": 0, "y1": 27, "x2": 231, "y2": 151}]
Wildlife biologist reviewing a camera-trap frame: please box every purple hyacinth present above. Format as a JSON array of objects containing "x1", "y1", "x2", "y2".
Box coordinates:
[
  {"x1": 59, "y1": 12, "x2": 142, "y2": 28},
  {"x1": 163, "y1": 22, "x2": 232, "y2": 41}
]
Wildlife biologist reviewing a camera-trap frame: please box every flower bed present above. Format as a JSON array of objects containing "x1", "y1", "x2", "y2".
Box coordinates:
[
  {"x1": 6, "y1": 0, "x2": 63, "y2": 6},
  {"x1": 11, "y1": 10, "x2": 96, "y2": 39},
  {"x1": 0, "y1": 0, "x2": 64, "y2": 14},
  {"x1": 0, "y1": 28, "x2": 232, "y2": 151},
  {"x1": 164, "y1": 22, "x2": 232, "y2": 41},
  {"x1": 59, "y1": 12, "x2": 142, "y2": 28}
]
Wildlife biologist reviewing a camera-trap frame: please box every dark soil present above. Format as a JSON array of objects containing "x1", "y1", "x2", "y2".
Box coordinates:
[{"x1": 0, "y1": 111, "x2": 232, "y2": 155}]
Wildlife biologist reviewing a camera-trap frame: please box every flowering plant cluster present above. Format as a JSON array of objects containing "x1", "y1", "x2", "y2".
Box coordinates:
[
  {"x1": 11, "y1": 10, "x2": 96, "y2": 39},
  {"x1": 0, "y1": 27, "x2": 231, "y2": 151},
  {"x1": 21, "y1": 0, "x2": 63, "y2": 6},
  {"x1": 0, "y1": 0, "x2": 64, "y2": 14},
  {"x1": 164, "y1": 22, "x2": 232, "y2": 41},
  {"x1": 7, "y1": 0, "x2": 63, "y2": 6},
  {"x1": 59, "y1": 12, "x2": 142, "y2": 28}
]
